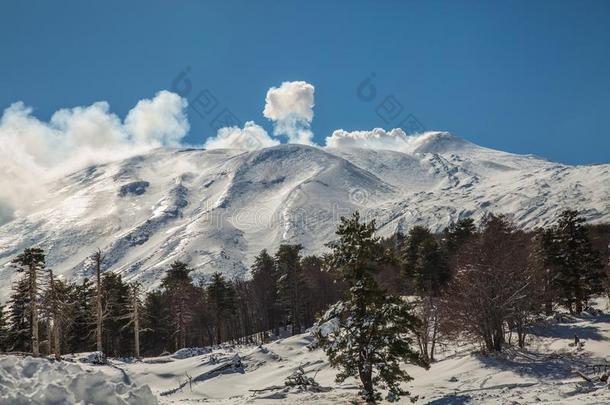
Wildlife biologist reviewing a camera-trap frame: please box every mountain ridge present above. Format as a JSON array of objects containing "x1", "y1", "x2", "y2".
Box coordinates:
[{"x1": 0, "y1": 133, "x2": 608, "y2": 299}]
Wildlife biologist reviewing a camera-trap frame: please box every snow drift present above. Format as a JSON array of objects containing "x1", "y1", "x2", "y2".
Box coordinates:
[{"x1": 0, "y1": 356, "x2": 157, "y2": 405}]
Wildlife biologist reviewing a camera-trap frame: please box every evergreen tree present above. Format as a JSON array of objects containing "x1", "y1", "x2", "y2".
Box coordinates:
[
  {"x1": 101, "y1": 272, "x2": 131, "y2": 356},
  {"x1": 553, "y1": 210, "x2": 604, "y2": 313},
  {"x1": 7, "y1": 278, "x2": 30, "y2": 352},
  {"x1": 141, "y1": 290, "x2": 172, "y2": 355},
  {"x1": 315, "y1": 212, "x2": 427, "y2": 403},
  {"x1": 442, "y1": 218, "x2": 476, "y2": 257},
  {"x1": 206, "y1": 272, "x2": 236, "y2": 344},
  {"x1": 161, "y1": 261, "x2": 196, "y2": 349},
  {"x1": 251, "y1": 249, "x2": 280, "y2": 336},
  {"x1": 232, "y1": 278, "x2": 256, "y2": 344},
  {"x1": 301, "y1": 255, "x2": 342, "y2": 327},
  {"x1": 402, "y1": 226, "x2": 449, "y2": 296},
  {"x1": 12, "y1": 247, "x2": 46, "y2": 356},
  {"x1": 0, "y1": 303, "x2": 9, "y2": 351},
  {"x1": 42, "y1": 269, "x2": 71, "y2": 359},
  {"x1": 275, "y1": 244, "x2": 306, "y2": 335},
  {"x1": 530, "y1": 228, "x2": 559, "y2": 315},
  {"x1": 67, "y1": 278, "x2": 95, "y2": 353}
]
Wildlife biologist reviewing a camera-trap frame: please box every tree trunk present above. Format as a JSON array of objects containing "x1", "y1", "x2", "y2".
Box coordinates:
[
  {"x1": 544, "y1": 299, "x2": 553, "y2": 316},
  {"x1": 216, "y1": 317, "x2": 222, "y2": 345},
  {"x1": 132, "y1": 284, "x2": 140, "y2": 359},
  {"x1": 430, "y1": 314, "x2": 438, "y2": 362},
  {"x1": 518, "y1": 331, "x2": 526, "y2": 348},
  {"x1": 358, "y1": 364, "x2": 375, "y2": 403},
  {"x1": 49, "y1": 270, "x2": 61, "y2": 360},
  {"x1": 94, "y1": 251, "x2": 103, "y2": 353},
  {"x1": 30, "y1": 264, "x2": 39, "y2": 357},
  {"x1": 134, "y1": 305, "x2": 140, "y2": 359}
]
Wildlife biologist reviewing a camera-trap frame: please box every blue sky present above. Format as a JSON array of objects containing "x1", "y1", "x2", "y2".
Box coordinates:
[{"x1": 1, "y1": 0, "x2": 609, "y2": 164}]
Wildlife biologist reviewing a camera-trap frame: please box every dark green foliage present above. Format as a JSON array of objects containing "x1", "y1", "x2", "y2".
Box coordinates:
[
  {"x1": 7, "y1": 278, "x2": 30, "y2": 352},
  {"x1": 161, "y1": 261, "x2": 193, "y2": 291},
  {"x1": 1, "y1": 209, "x2": 607, "y2": 363},
  {"x1": 402, "y1": 226, "x2": 449, "y2": 296},
  {"x1": 442, "y1": 218, "x2": 476, "y2": 257},
  {"x1": 141, "y1": 291, "x2": 171, "y2": 355},
  {"x1": 552, "y1": 210, "x2": 604, "y2": 313},
  {"x1": 161, "y1": 261, "x2": 197, "y2": 350},
  {"x1": 13, "y1": 248, "x2": 46, "y2": 273},
  {"x1": 301, "y1": 255, "x2": 343, "y2": 327},
  {"x1": 0, "y1": 303, "x2": 8, "y2": 351},
  {"x1": 207, "y1": 272, "x2": 236, "y2": 344},
  {"x1": 530, "y1": 228, "x2": 559, "y2": 315},
  {"x1": 251, "y1": 249, "x2": 281, "y2": 335},
  {"x1": 316, "y1": 212, "x2": 427, "y2": 403},
  {"x1": 276, "y1": 244, "x2": 307, "y2": 335},
  {"x1": 66, "y1": 278, "x2": 95, "y2": 353},
  {"x1": 101, "y1": 272, "x2": 132, "y2": 356}
]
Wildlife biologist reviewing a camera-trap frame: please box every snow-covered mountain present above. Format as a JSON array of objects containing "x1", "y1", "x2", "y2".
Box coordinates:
[{"x1": 0, "y1": 132, "x2": 608, "y2": 298}]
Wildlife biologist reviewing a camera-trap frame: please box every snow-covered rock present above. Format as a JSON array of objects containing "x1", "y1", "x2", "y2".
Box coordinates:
[
  {"x1": 171, "y1": 347, "x2": 211, "y2": 359},
  {"x1": 78, "y1": 351, "x2": 107, "y2": 364}
]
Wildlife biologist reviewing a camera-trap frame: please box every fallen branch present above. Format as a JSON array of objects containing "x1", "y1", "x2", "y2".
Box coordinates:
[{"x1": 576, "y1": 371, "x2": 593, "y2": 382}]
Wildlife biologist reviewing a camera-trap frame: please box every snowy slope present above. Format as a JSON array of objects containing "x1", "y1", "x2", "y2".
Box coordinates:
[
  {"x1": 5, "y1": 298, "x2": 610, "y2": 404},
  {"x1": 0, "y1": 132, "x2": 609, "y2": 297}
]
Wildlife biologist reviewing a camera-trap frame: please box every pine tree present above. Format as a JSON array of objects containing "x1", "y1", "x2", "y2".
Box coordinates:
[
  {"x1": 161, "y1": 261, "x2": 196, "y2": 349},
  {"x1": 7, "y1": 278, "x2": 30, "y2": 352},
  {"x1": 42, "y1": 269, "x2": 71, "y2": 359},
  {"x1": 553, "y1": 210, "x2": 604, "y2": 313},
  {"x1": 530, "y1": 228, "x2": 559, "y2": 315},
  {"x1": 251, "y1": 249, "x2": 280, "y2": 337},
  {"x1": 101, "y1": 272, "x2": 131, "y2": 356},
  {"x1": 442, "y1": 218, "x2": 476, "y2": 257},
  {"x1": 275, "y1": 244, "x2": 306, "y2": 335},
  {"x1": 301, "y1": 255, "x2": 342, "y2": 327},
  {"x1": 67, "y1": 278, "x2": 95, "y2": 353},
  {"x1": 402, "y1": 226, "x2": 449, "y2": 296},
  {"x1": 12, "y1": 247, "x2": 46, "y2": 356},
  {"x1": 0, "y1": 303, "x2": 9, "y2": 352},
  {"x1": 206, "y1": 272, "x2": 236, "y2": 344},
  {"x1": 315, "y1": 212, "x2": 427, "y2": 403},
  {"x1": 141, "y1": 290, "x2": 172, "y2": 355}
]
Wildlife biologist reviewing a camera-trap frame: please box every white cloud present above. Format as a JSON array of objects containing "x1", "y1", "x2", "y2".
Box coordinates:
[
  {"x1": 325, "y1": 128, "x2": 458, "y2": 155},
  {"x1": 0, "y1": 91, "x2": 189, "y2": 224},
  {"x1": 325, "y1": 128, "x2": 410, "y2": 150},
  {"x1": 125, "y1": 90, "x2": 189, "y2": 146},
  {"x1": 204, "y1": 121, "x2": 279, "y2": 150},
  {"x1": 263, "y1": 81, "x2": 315, "y2": 145}
]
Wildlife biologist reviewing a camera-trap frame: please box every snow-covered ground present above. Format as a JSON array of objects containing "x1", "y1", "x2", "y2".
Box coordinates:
[
  {"x1": 0, "y1": 355, "x2": 157, "y2": 404},
  {"x1": 0, "y1": 133, "x2": 609, "y2": 300},
  {"x1": 3, "y1": 298, "x2": 610, "y2": 404}
]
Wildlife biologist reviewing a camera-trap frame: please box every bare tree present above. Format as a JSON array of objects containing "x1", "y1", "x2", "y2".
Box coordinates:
[
  {"x1": 45, "y1": 269, "x2": 70, "y2": 360},
  {"x1": 443, "y1": 215, "x2": 534, "y2": 352},
  {"x1": 92, "y1": 249, "x2": 105, "y2": 353},
  {"x1": 415, "y1": 296, "x2": 442, "y2": 362},
  {"x1": 120, "y1": 282, "x2": 143, "y2": 359}
]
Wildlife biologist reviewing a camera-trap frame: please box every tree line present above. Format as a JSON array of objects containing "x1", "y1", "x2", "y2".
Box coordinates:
[
  {"x1": 0, "y1": 209, "x2": 607, "y2": 361},
  {"x1": 0, "y1": 243, "x2": 341, "y2": 358}
]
